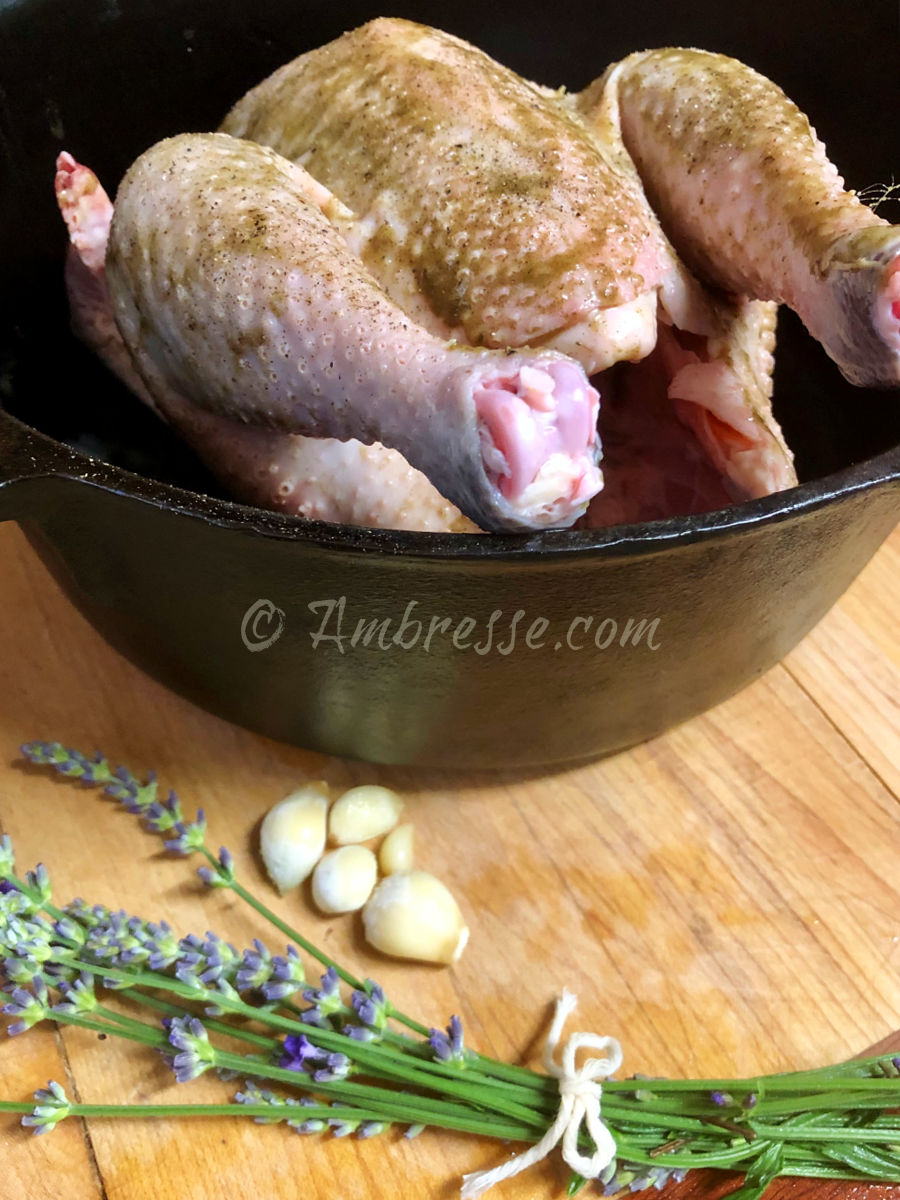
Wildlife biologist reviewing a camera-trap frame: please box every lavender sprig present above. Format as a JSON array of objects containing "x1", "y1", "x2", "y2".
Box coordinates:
[{"x1": 15, "y1": 741, "x2": 900, "y2": 1200}]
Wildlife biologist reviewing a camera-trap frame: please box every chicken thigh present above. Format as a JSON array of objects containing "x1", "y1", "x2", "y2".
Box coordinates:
[{"x1": 56, "y1": 151, "x2": 478, "y2": 532}]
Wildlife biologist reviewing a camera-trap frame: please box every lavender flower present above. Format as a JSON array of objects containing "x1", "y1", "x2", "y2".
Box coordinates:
[
  {"x1": 51, "y1": 973, "x2": 97, "y2": 1017},
  {"x1": 234, "y1": 1082, "x2": 299, "y2": 1124},
  {"x1": 52, "y1": 914, "x2": 86, "y2": 947},
  {"x1": 261, "y1": 946, "x2": 305, "y2": 1003},
  {"x1": 61, "y1": 899, "x2": 110, "y2": 931},
  {"x1": 80, "y1": 908, "x2": 158, "y2": 976},
  {"x1": 144, "y1": 921, "x2": 180, "y2": 970},
  {"x1": 3, "y1": 976, "x2": 50, "y2": 1034},
  {"x1": 23, "y1": 864, "x2": 51, "y2": 906},
  {"x1": 601, "y1": 1163, "x2": 688, "y2": 1194},
  {"x1": 301, "y1": 966, "x2": 342, "y2": 1027},
  {"x1": 21, "y1": 744, "x2": 205, "y2": 860},
  {"x1": 0, "y1": 833, "x2": 15, "y2": 877},
  {"x1": 328, "y1": 1116, "x2": 360, "y2": 1137},
  {"x1": 312, "y1": 1052, "x2": 352, "y2": 1084},
  {"x1": 194, "y1": 933, "x2": 242, "y2": 986},
  {"x1": 197, "y1": 848, "x2": 236, "y2": 889},
  {"x1": 358, "y1": 1121, "x2": 387, "y2": 1139},
  {"x1": 286, "y1": 1095, "x2": 328, "y2": 1135},
  {"x1": 429, "y1": 1015, "x2": 466, "y2": 1064},
  {"x1": 20, "y1": 742, "x2": 108, "y2": 784},
  {"x1": 166, "y1": 1015, "x2": 216, "y2": 1082},
  {"x1": 351, "y1": 983, "x2": 387, "y2": 1030},
  {"x1": 236, "y1": 939, "x2": 273, "y2": 993},
  {"x1": 710, "y1": 1090, "x2": 734, "y2": 1108},
  {"x1": 163, "y1": 806, "x2": 207, "y2": 855},
  {"x1": 0, "y1": 889, "x2": 37, "y2": 925},
  {"x1": 21, "y1": 1080, "x2": 71, "y2": 1135},
  {"x1": 2, "y1": 954, "x2": 45, "y2": 987},
  {"x1": 105, "y1": 763, "x2": 158, "y2": 811},
  {"x1": 234, "y1": 1083, "x2": 328, "y2": 1134},
  {"x1": 280, "y1": 1033, "x2": 324, "y2": 1072}
]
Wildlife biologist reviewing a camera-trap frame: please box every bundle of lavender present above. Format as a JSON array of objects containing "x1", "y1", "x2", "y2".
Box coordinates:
[{"x1": 3, "y1": 743, "x2": 900, "y2": 1200}]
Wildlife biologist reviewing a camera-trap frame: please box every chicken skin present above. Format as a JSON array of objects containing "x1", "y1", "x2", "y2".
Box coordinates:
[
  {"x1": 222, "y1": 17, "x2": 672, "y2": 374},
  {"x1": 105, "y1": 133, "x2": 602, "y2": 533}
]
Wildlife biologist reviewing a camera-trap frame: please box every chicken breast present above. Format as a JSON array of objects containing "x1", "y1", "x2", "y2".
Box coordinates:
[
  {"x1": 596, "y1": 49, "x2": 900, "y2": 387},
  {"x1": 55, "y1": 151, "x2": 478, "y2": 532},
  {"x1": 221, "y1": 17, "x2": 673, "y2": 375},
  {"x1": 104, "y1": 133, "x2": 602, "y2": 534}
]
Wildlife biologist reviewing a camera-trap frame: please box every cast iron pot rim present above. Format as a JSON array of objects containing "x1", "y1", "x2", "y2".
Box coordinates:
[{"x1": 2, "y1": 405, "x2": 899, "y2": 561}]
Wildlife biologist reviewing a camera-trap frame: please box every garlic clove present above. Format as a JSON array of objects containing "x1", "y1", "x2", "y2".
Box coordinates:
[
  {"x1": 329, "y1": 785, "x2": 404, "y2": 844},
  {"x1": 362, "y1": 870, "x2": 468, "y2": 965},
  {"x1": 378, "y1": 822, "x2": 414, "y2": 875},
  {"x1": 259, "y1": 785, "x2": 329, "y2": 893},
  {"x1": 312, "y1": 845, "x2": 378, "y2": 914}
]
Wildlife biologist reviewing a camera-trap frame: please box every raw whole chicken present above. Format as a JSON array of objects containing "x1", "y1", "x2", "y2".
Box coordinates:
[{"x1": 57, "y1": 19, "x2": 899, "y2": 533}]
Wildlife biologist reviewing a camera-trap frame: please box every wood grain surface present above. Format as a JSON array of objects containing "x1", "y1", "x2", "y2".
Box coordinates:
[{"x1": 1, "y1": 516, "x2": 899, "y2": 1200}]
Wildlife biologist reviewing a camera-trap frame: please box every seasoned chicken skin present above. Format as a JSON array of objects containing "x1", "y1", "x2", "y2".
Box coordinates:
[
  {"x1": 55, "y1": 151, "x2": 478, "y2": 532},
  {"x1": 222, "y1": 17, "x2": 673, "y2": 374},
  {"x1": 222, "y1": 17, "x2": 794, "y2": 505},
  {"x1": 595, "y1": 49, "x2": 900, "y2": 387},
  {"x1": 105, "y1": 133, "x2": 602, "y2": 533}
]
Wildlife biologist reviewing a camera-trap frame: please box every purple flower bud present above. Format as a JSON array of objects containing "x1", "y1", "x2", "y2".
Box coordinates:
[
  {"x1": 328, "y1": 1117, "x2": 359, "y2": 1138},
  {"x1": 166, "y1": 1015, "x2": 214, "y2": 1082},
  {"x1": 344, "y1": 1024, "x2": 377, "y2": 1042},
  {"x1": 280, "y1": 1033, "x2": 324, "y2": 1072},
  {"x1": 429, "y1": 1016, "x2": 466, "y2": 1063},
  {"x1": 358, "y1": 1121, "x2": 386, "y2": 1139}
]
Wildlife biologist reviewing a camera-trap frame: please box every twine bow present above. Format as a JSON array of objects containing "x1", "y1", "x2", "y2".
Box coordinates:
[{"x1": 460, "y1": 989, "x2": 623, "y2": 1199}]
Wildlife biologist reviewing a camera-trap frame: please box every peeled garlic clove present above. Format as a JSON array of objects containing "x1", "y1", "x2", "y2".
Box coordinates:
[
  {"x1": 379, "y1": 823, "x2": 414, "y2": 875},
  {"x1": 362, "y1": 870, "x2": 469, "y2": 965},
  {"x1": 259, "y1": 785, "x2": 329, "y2": 893},
  {"x1": 329, "y1": 785, "x2": 404, "y2": 844},
  {"x1": 312, "y1": 845, "x2": 378, "y2": 914}
]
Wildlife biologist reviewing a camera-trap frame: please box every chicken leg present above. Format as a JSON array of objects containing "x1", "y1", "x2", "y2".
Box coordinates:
[
  {"x1": 587, "y1": 49, "x2": 900, "y2": 387},
  {"x1": 104, "y1": 132, "x2": 602, "y2": 533}
]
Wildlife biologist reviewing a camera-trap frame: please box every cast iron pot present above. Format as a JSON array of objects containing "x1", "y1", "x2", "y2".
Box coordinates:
[{"x1": 1, "y1": 0, "x2": 898, "y2": 768}]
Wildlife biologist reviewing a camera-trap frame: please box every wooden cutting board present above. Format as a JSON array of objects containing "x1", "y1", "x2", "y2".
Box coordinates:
[{"x1": 1, "y1": 517, "x2": 899, "y2": 1200}]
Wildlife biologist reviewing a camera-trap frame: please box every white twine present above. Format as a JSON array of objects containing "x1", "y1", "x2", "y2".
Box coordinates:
[{"x1": 460, "y1": 990, "x2": 623, "y2": 1200}]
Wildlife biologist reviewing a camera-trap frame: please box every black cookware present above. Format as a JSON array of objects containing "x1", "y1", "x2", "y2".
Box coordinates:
[{"x1": 1, "y1": 0, "x2": 897, "y2": 767}]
